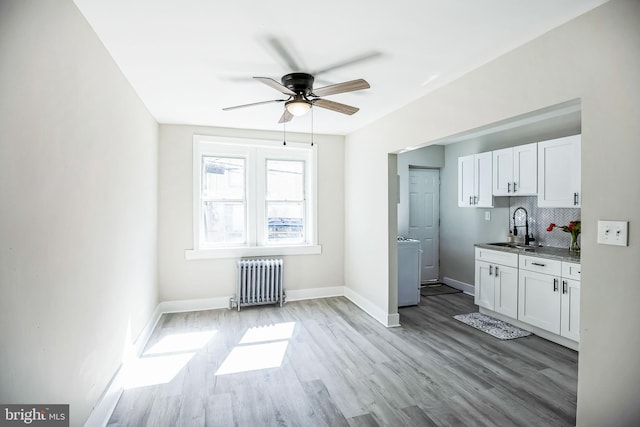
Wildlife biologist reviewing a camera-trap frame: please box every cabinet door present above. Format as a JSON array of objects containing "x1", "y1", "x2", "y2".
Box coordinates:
[
  {"x1": 561, "y1": 278, "x2": 580, "y2": 341},
  {"x1": 518, "y1": 270, "x2": 561, "y2": 334},
  {"x1": 538, "y1": 135, "x2": 581, "y2": 207},
  {"x1": 513, "y1": 143, "x2": 537, "y2": 195},
  {"x1": 458, "y1": 155, "x2": 475, "y2": 207},
  {"x1": 494, "y1": 264, "x2": 518, "y2": 318},
  {"x1": 475, "y1": 152, "x2": 493, "y2": 207},
  {"x1": 492, "y1": 147, "x2": 513, "y2": 196},
  {"x1": 475, "y1": 260, "x2": 495, "y2": 310}
]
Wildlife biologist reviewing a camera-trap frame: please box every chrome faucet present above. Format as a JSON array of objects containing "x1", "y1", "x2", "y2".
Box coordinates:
[{"x1": 513, "y1": 207, "x2": 535, "y2": 245}]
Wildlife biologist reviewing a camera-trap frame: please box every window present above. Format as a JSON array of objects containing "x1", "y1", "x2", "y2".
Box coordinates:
[{"x1": 187, "y1": 136, "x2": 320, "y2": 259}]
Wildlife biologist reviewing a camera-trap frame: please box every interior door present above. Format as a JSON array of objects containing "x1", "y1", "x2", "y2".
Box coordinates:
[{"x1": 408, "y1": 168, "x2": 440, "y2": 283}]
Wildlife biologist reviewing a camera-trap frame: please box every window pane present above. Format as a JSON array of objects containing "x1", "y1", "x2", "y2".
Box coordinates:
[
  {"x1": 266, "y1": 160, "x2": 304, "y2": 200},
  {"x1": 203, "y1": 157, "x2": 244, "y2": 200},
  {"x1": 203, "y1": 201, "x2": 245, "y2": 244},
  {"x1": 267, "y1": 202, "x2": 304, "y2": 243}
]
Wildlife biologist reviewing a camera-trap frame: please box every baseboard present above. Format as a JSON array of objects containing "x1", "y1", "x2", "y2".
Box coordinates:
[
  {"x1": 442, "y1": 276, "x2": 474, "y2": 296},
  {"x1": 344, "y1": 287, "x2": 399, "y2": 327},
  {"x1": 159, "y1": 296, "x2": 232, "y2": 313},
  {"x1": 84, "y1": 306, "x2": 161, "y2": 427},
  {"x1": 286, "y1": 286, "x2": 345, "y2": 302}
]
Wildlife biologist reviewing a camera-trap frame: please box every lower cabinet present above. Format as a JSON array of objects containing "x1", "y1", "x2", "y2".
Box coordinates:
[
  {"x1": 518, "y1": 256, "x2": 580, "y2": 342},
  {"x1": 475, "y1": 248, "x2": 518, "y2": 318},
  {"x1": 475, "y1": 248, "x2": 581, "y2": 346}
]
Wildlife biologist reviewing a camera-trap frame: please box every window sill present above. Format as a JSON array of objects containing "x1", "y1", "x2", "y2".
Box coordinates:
[{"x1": 185, "y1": 244, "x2": 322, "y2": 260}]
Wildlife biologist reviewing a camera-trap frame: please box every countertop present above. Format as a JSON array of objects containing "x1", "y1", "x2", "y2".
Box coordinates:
[{"x1": 475, "y1": 243, "x2": 581, "y2": 263}]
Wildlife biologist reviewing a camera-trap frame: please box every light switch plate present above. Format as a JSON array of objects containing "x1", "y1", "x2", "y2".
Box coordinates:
[
  {"x1": 597, "y1": 220, "x2": 629, "y2": 246},
  {"x1": 485, "y1": 211, "x2": 491, "y2": 221}
]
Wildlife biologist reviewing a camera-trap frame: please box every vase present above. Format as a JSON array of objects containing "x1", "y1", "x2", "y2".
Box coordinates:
[{"x1": 570, "y1": 232, "x2": 580, "y2": 252}]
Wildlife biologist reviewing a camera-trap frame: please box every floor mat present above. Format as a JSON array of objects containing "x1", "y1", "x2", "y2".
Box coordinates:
[
  {"x1": 420, "y1": 283, "x2": 462, "y2": 297},
  {"x1": 453, "y1": 312, "x2": 532, "y2": 340}
]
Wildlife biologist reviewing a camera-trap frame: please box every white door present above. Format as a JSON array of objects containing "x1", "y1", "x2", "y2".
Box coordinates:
[
  {"x1": 475, "y1": 260, "x2": 495, "y2": 310},
  {"x1": 518, "y1": 270, "x2": 561, "y2": 334},
  {"x1": 494, "y1": 264, "x2": 518, "y2": 318},
  {"x1": 475, "y1": 152, "x2": 494, "y2": 207},
  {"x1": 408, "y1": 168, "x2": 440, "y2": 283},
  {"x1": 561, "y1": 278, "x2": 580, "y2": 341}
]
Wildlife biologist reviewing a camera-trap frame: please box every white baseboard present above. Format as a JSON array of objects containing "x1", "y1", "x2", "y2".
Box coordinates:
[
  {"x1": 286, "y1": 286, "x2": 345, "y2": 302},
  {"x1": 442, "y1": 276, "x2": 474, "y2": 296},
  {"x1": 344, "y1": 287, "x2": 399, "y2": 327},
  {"x1": 159, "y1": 296, "x2": 231, "y2": 313}
]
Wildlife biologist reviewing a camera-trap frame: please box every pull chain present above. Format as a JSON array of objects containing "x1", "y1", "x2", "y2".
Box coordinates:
[{"x1": 283, "y1": 116, "x2": 286, "y2": 146}]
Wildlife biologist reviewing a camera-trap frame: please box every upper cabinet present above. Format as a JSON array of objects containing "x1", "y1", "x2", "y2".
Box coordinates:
[
  {"x1": 458, "y1": 152, "x2": 493, "y2": 207},
  {"x1": 538, "y1": 135, "x2": 581, "y2": 207},
  {"x1": 492, "y1": 142, "x2": 538, "y2": 196}
]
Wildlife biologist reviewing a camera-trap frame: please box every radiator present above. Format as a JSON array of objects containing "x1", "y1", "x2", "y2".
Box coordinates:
[{"x1": 230, "y1": 258, "x2": 285, "y2": 311}]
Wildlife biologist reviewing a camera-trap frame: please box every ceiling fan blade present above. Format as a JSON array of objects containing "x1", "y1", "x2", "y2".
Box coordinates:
[
  {"x1": 312, "y1": 51, "x2": 382, "y2": 75},
  {"x1": 254, "y1": 77, "x2": 296, "y2": 96},
  {"x1": 222, "y1": 99, "x2": 285, "y2": 111},
  {"x1": 266, "y1": 36, "x2": 304, "y2": 71},
  {"x1": 313, "y1": 99, "x2": 359, "y2": 115},
  {"x1": 278, "y1": 109, "x2": 294, "y2": 123},
  {"x1": 312, "y1": 79, "x2": 370, "y2": 97}
]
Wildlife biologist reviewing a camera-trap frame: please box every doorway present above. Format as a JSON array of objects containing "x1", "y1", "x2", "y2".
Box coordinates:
[{"x1": 408, "y1": 168, "x2": 440, "y2": 283}]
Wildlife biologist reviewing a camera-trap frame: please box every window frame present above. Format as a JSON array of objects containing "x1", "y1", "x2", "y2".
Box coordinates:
[{"x1": 186, "y1": 135, "x2": 320, "y2": 260}]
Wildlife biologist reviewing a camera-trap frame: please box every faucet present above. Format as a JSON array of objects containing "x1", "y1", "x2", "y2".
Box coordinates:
[{"x1": 513, "y1": 207, "x2": 535, "y2": 245}]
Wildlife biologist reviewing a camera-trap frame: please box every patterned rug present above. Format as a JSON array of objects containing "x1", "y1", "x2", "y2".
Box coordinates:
[{"x1": 453, "y1": 312, "x2": 532, "y2": 340}]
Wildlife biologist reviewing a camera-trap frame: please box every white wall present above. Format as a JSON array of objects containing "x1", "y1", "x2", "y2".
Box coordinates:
[
  {"x1": 0, "y1": 1, "x2": 159, "y2": 425},
  {"x1": 158, "y1": 125, "x2": 345, "y2": 302},
  {"x1": 344, "y1": 0, "x2": 640, "y2": 425}
]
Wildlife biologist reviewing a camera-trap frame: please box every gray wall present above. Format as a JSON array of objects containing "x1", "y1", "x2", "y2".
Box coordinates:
[
  {"x1": 0, "y1": 1, "x2": 159, "y2": 424},
  {"x1": 439, "y1": 125, "x2": 580, "y2": 286},
  {"x1": 397, "y1": 145, "x2": 444, "y2": 236},
  {"x1": 344, "y1": 1, "x2": 640, "y2": 425}
]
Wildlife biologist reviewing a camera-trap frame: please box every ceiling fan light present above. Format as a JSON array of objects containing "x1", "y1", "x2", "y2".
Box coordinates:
[{"x1": 286, "y1": 100, "x2": 311, "y2": 116}]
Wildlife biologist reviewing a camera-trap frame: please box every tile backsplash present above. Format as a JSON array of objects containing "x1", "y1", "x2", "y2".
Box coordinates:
[{"x1": 508, "y1": 196, "x2": 581, "y2": 249}]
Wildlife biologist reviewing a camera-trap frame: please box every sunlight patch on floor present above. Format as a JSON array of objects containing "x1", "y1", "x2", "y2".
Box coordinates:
[
  {"x1": 122, "y1": 329, "x2": 217, "y2": 389},
  {"x1": 216, "y1": 322, "x2": 296, "y2": 376}
]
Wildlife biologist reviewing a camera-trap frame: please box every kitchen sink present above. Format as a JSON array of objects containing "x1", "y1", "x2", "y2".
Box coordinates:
[{"x1": 487, "y1": 242, "x2": 536, "y2": 251}]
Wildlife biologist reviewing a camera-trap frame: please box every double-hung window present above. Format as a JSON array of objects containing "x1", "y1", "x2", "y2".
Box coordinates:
[{"x1": 187, "y1": 135, "x2": 320, "y2": 259}]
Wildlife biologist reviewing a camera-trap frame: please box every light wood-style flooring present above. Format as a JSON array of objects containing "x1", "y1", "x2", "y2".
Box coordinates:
[{"x1": 108, "y1": 293, "x2": 578, "y2": 426}]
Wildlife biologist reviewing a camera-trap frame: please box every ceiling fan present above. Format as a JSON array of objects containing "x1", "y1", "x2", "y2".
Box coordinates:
[
  {"x1": 222, "y1": 37, "x2": 376, "y2": 123},
  {"x1": 223, "y1": 73, "x2": 370, "y2": 123}
]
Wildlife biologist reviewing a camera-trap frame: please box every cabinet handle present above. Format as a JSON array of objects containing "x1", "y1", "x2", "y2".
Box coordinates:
[
  {"x1": 474, "y1": 195, "x2": 478, "y2": 205},
  {"x1": 574, "y1": 192, "x2": 579, "y2": 205},
  {"x1": 489, "y1": 265, "x2": 493, "y2": 276},
  {"x1": 513, "y1": 182, "x2": 517, "y2": 193},
  {"x1": 562, "y1": 280, "x2": 568, "y2": 294},
  {"x1": 469, "y1": 196, "x2": 473, "y2": 205},
  {"x1": 507, "y1": 182, "x2": 511, "y2": 193},
  {"x1": 553, "y1": 278, "x2": 559, "y2": 292},
  {"x1": 495, "y1": 266, "x2": 499, "y2": 277},
  {"x1": 531, "y1": 262, "x2": 546, "y2": 267}
]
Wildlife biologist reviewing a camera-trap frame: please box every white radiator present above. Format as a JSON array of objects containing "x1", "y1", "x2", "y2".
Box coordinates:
[{"x1": 230, "y1": 258, "x2": 285, "y2": 311}]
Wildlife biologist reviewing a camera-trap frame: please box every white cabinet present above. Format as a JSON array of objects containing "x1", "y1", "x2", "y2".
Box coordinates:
[
  {"x1": 561, "y1": 262, "x2": 581, "y2": 341},
  {"x1": 475, "y1": 248, "x2": 518, "y2": 317},
  {"x1": 492, "y1": 142, "x2": 538, "y2": 196},
  {"x1": 538, "y1": 135, "x2": 581, "y2": 207},
  {"x1": 518, "y1": 255, "x2": 580, "y2": 341},
  {"x1": 458, "y1": 152, "x2": 493, "y2": 207}
]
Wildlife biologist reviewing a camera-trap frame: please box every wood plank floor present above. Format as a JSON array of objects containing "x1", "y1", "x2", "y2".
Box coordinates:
[{"x1": 108, "y1": 293, "x2": 578, "y2": 426}]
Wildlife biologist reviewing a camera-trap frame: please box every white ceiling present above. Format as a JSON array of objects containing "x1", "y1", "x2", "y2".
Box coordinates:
[{"x1": 73, "y1": 0, "x2": 607, "y2": 136}]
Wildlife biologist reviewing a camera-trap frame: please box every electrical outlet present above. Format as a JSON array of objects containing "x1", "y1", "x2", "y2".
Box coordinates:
[
  {"x1": 485, "y1": 211, "x2": 491, "y2": 221},
  {"x1": 597, "y1": 220, "x2": 629, "y2": 246}
]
